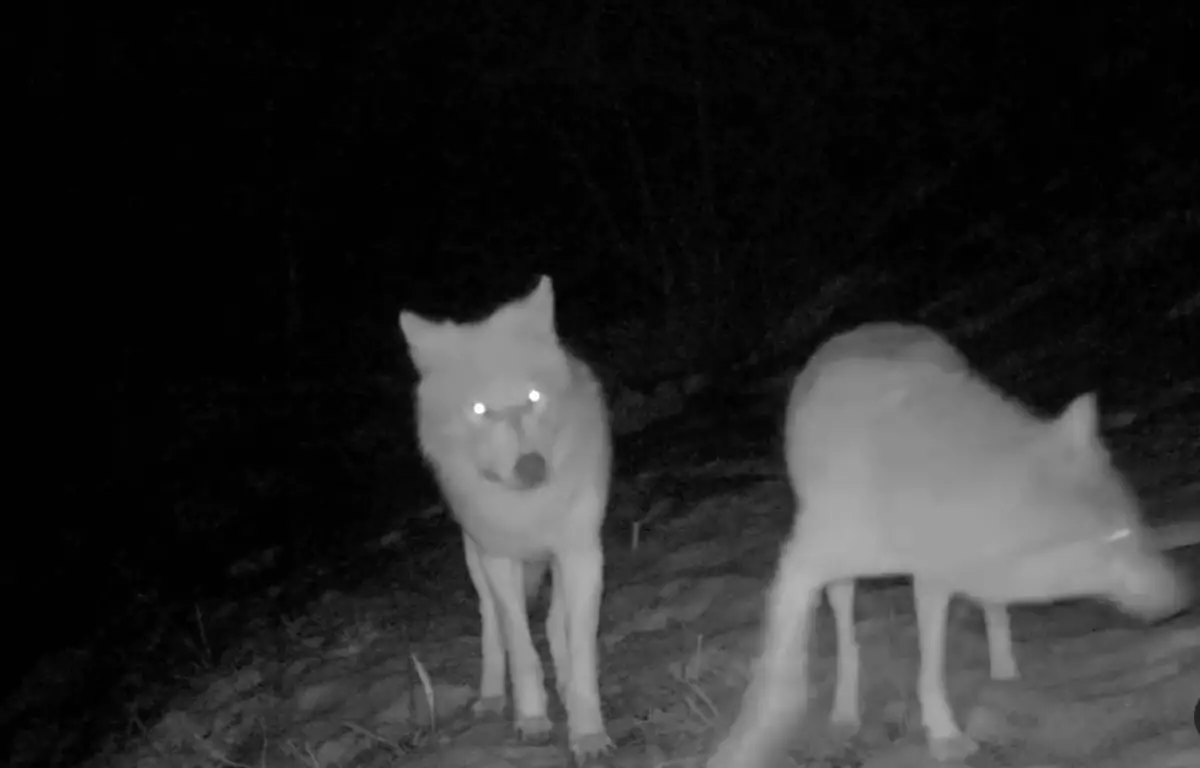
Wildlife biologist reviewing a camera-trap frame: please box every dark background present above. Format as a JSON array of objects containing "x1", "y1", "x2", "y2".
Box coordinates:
[{"x1": 15, "y1": 0, "x2": 1198, "y2": 763}]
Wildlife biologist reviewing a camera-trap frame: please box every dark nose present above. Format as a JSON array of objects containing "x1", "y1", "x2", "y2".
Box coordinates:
[{"x1": 514, "y1": 451, "x2": 548, "y2": 488}]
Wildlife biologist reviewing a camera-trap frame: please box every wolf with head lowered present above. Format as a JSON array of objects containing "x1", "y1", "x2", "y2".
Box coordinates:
[{"x1": 399, "y1": 276, "x2": 613, "y2": 763}]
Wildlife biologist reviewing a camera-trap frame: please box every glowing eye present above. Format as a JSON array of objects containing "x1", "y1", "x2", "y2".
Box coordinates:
[
  {"x1": 471, "y1": 402, "x2": 487, "y2": 417},
  {"x1": 528, "y1": 389, "x2": 541, "y2": 404}
]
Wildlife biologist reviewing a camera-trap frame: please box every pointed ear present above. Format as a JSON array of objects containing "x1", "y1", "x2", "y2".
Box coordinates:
[
  {"x1": 514, "y1": 275, "x2": 557, "y2": 338},
  {"x1": 1057, "y1": 392, "x2": 1100, "y2": 450},
  {"x1": 399, "y1": 310, "x2": 459, "y2": 374},
  {"x1": 528, "y1": 275, "x2": 553, "y2": 308}
]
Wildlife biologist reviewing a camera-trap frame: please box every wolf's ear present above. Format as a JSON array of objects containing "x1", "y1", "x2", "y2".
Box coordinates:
[
  {"x1": 1056, "y1": 392, "x2": 1101, "y2": 451},
  {"x1": 514, "y1": 275, "x2": 557, "y2": 338},
  {"x1": 399, "y1": 310, "x2": 459, "y2": 374}
]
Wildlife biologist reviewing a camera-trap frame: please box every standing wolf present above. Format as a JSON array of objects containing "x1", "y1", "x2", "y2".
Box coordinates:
[
  {"x1": 399, "y1": 276, "x2": 613, "y2": 762},
  {"x1": 708, "y1": 322, "x2": 1189, "y2": 767}
]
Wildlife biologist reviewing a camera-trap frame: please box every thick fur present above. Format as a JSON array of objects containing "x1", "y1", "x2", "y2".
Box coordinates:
[
  {"x1": 709, "y1": 322, "x2": 1188, "y2": 767},
  {"x1": 399, "y1": 276, "x2": 613, "y2": 761}
]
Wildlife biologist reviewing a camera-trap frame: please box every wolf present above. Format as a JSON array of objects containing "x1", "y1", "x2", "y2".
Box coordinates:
[
  {"x1": 708, "y1": 322, "x2": 1189, "y2": 767},
  {"x1": 399, "y1": 276, "x2": 613, "y2": 762}
]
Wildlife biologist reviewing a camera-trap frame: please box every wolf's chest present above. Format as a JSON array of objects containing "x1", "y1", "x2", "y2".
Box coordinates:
[{"x1": 448, "y1": 483, "x2": 589, "y2": 559}]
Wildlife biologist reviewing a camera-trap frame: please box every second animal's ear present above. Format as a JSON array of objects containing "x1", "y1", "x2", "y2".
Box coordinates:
[
  {"x1": 399, "y1": 310, "x2": 461, "y2": 375},
  {"x1": 1056, "y1": 392, "x2": 1101, "y2": 451}
]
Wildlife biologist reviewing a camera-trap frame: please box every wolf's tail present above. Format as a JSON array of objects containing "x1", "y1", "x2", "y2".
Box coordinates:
[{"x1": 523, "y1": 557, "x2": 550, "y2": 601}]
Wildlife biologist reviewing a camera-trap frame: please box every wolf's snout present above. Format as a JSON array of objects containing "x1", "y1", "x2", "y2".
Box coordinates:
[{"x1": 514, "y1": 451, "x2": 548, "y2": 488}]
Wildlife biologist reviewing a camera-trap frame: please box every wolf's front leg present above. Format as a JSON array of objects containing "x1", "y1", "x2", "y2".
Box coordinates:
[
  {"x1": 914, "y1": 578, "x2": 978, "y2": 762},
  {"x1": 479, "y1": 551, "x2": 552, "y2": 741},
  {"x1": 827, "y1": 578, "x2": 863, "y2": 733},
  {"x1": 555, "y1": 545, "x2": 613, "y2": 761},
  {"x1": 547, "y1": 558, "x2": 570, "y2": 704},
  {"x1": 983, "y1": 602, "x2": 1017, "y2": 680},
  {"x1": 463, "y1": 535, "x2": 507, "y2": 716}
]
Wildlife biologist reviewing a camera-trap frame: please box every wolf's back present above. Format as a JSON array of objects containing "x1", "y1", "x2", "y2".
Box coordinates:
[{"x1": 785, "y1": 323, "x2": 1118, "y2": 570}]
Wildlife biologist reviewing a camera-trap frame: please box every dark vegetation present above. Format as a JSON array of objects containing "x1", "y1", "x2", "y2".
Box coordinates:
[{"x1": 14, "y1": 1, "x2": 1197, "y2": 764}]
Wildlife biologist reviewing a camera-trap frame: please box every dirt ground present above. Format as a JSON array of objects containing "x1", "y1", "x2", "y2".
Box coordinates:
[{"x1": 63, "y1": 412, "x2": 1198, "y2": 768}]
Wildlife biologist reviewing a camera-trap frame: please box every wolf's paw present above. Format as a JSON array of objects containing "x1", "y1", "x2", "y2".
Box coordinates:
[
  {"x1": 705, "y1": 737, "x2": 758, "y2": 768},
  {"x1": 515, "y1": 714, "x2": 554, "y2": 744},
  {"x1": 990, "y1": 656, "x2": 1019, "y2": 681},
  {"x1": 928, "y1": 732, "x2": 978, "y2": 762},
  {"x1": 472, "y1": 695, "x2": 507, "y2": 718},
  {"x1": 828, "y1": 709, "x2": 862, "y2": 740},
  {"x1": 569, "y1": 731, "x2": 614, "y2": 766}
]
